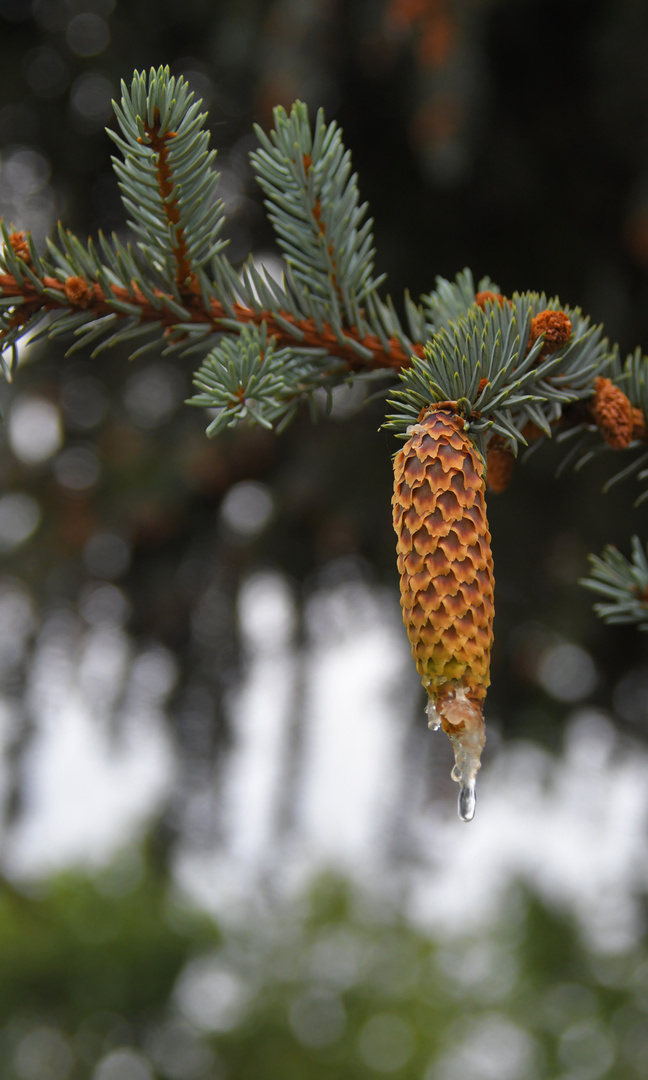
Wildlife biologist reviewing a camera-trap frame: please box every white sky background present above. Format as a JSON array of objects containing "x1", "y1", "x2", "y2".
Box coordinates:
[
  {"x1": 1, "y1": 603, "x2": 177, "y2": 879},
  {"x1": 2, "y1": 554, "x2": 647, "y2": 953}
]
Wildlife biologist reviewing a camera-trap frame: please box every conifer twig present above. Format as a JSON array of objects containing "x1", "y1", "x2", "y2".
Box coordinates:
[
  {"x1": 581, "y1": 537, "x2": 648, "y2": 630},
  {"x1": 0, "y1": 264, "x2": 422, "y2": 372}
]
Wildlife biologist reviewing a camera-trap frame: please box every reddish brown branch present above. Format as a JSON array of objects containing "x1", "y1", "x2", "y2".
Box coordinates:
[
  {"x1": 3, "y1": 269, "x2": 646, "y2": 454},
  {"x1": 0, "y1": 270, "x2": 422, "y2": 372},
  {"x1": 140, "y1": 111, "x2": 196, "y2": 292},
  {"x1": 303, "y1": 154, "x2": 345, "y2": 308},
  {"x1": 2, "y1": 153, "x2": 420, "y2": 375}
]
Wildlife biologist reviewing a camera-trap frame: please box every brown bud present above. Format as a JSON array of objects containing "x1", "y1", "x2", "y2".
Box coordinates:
[
  {"x1": 475, "y1": 290, "x2": 506, "y2": 310},
  {"x1": 589, "y1": 376, "x2": 634, "y2": 449},
  {"x1": 9, "y1": 231, "x2": 31, "y2": 264},
  {"x1": 486, "y1": 444, "x2": 515, "y2": 493},
  {"x1": 527, "y1": 310, "x2": 572, "y2": 357},
  {"x1": 64, "y1": 275, "x2": 93, "y2": 308}
]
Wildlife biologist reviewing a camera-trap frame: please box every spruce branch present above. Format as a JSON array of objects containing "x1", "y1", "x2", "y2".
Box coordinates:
[
  {"x1": 188, "y1": 322, "x2": 340, "y2": 435},
  {"x1": 554, "y1": 346, "x2": 648, "y2": 503},
  {"x1": 0, "y1": 64, "x2": 644, "y2": 463},
  {"x1": 0, "y1": 245, "x2": 422, "y2": 372},
  {"x1": 421, "y1": 267, "x2": 501, "y2": 330},
  {"x1": 108, "y1": 67, "x2": 227, "y2": 294},
  {"x1": 0, "y1": 70, "x2": 424, "y2": 391},
  {"x1": 581, "y1": 537, "x2": 648, "y2": 629},
  {"x1": 250, "y1": 102, "x2": 387, "y2": 333},
  {"x1": 384, "y1": 286, "x2": 615, "y2": 458}
]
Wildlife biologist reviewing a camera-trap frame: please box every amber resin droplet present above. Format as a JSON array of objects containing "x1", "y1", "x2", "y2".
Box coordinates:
[{"x1": 392, "y1": 408, "x2": 495, "y2": 819}]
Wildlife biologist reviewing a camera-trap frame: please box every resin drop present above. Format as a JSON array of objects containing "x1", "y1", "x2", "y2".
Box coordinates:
[
  {"x1": 425, "y1": 698, "x2": 441, "y2": 731},
  {"x1": 429, "y1": 685, "x2": 486, "y2": 822},
  {"x1": 458, "y1": 778, "x2": 476, "y2": 822}
]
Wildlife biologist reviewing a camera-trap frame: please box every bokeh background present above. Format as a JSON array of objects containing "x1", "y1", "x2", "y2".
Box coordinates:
[{"x1": 1, "y1": 1, "x2": 648, "y2": 1078}]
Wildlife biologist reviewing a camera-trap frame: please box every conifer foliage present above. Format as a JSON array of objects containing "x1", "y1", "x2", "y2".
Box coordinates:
[{"x1": 1, "y1": 66, "x2": 648, "y2": 817}]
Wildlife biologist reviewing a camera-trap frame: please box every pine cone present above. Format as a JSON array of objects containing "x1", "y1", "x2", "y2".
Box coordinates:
[{"x1": 392, "y1": 408, "x2": 495, "y2": 817}]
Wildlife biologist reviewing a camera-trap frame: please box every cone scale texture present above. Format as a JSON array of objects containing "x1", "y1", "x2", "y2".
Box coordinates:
[{"x1": 392, "y1": 408, "x2": 495, "y2": 819}]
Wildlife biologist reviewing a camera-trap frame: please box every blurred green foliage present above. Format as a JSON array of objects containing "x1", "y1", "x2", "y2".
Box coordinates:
[
  {"x1": 0, "y1": 864, "x2": 213, "y2": 1026},
  {"x1": 0, "y1": 859, "x2": 646, "y2": 1079}
]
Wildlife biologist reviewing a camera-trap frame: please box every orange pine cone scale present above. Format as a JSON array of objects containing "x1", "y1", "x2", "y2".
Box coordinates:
[{"x1": 392, "y1": 408, "x2": 495, "y2": 819}]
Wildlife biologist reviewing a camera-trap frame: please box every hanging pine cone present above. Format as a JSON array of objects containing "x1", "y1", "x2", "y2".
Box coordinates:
[{"x1": 392, "y1": 407, "x2": 495, "y2": 819}]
